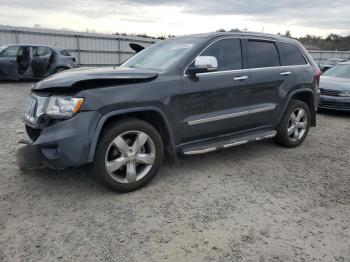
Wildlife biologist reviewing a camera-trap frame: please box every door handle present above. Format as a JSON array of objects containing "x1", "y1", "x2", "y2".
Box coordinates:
[
  {"x1": 234, "y1": 76, "x2": 248, "y2": 81},
  {"x1": 280, "y1": 71, "x2": 292, "y2": 76}
]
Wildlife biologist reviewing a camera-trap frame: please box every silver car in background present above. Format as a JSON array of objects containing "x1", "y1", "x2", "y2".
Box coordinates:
[
  {"x1": 0, "y1": 44, "x2": 78, "y2": 80},
  {"x1": 319, "y1": 62, "x2": 350, "y2": 111}
]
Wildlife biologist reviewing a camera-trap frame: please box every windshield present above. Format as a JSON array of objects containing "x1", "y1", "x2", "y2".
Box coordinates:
[
  {"x1": 323, "y1": 64, "x2": 350, "y2": 78},
  {"x1": 0, "y1": 45, "x2": 8, "y2": 53},
  {"x1": 122, "y1": 37, "x2": 203, "y2": 71}
]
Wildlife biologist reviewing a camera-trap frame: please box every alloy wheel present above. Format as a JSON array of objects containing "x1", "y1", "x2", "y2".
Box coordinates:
[
  {"x1": 287, "y1": 108, "x2": 308, "y2": 142},
  {"x1": 104, "y1": 131, "x2": 156, "y2": 184}
]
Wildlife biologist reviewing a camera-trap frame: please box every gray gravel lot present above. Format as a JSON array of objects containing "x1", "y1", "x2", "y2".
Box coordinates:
[{"x1": 0, "y1": 82, "x2": 349, "y2": 262}]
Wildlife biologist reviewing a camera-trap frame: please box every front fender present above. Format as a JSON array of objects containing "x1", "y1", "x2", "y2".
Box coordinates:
[{"x1": 87, "y1": 106, "x2": 177, "y2": 162}]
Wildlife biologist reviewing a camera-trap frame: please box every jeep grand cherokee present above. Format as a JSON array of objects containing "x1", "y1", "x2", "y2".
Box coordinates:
[{"x1": 17, "y1": 32, "x2": 321, "y2": 192}]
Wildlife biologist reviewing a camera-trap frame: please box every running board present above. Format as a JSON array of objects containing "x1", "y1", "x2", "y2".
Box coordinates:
[{"x1": 182, "y1": 130, "x2": 277, "y2": 155}]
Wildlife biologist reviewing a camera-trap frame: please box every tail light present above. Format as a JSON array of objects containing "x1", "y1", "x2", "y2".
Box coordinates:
[
  {"x1": 72, "y1": 57, "x2": 76, "y2": 63},
  {"x1": 316, "y1": 68, "x2": 321, "y2": 81}
]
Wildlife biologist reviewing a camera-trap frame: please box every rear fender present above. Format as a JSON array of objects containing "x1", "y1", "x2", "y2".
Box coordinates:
[{"x1": 277, "y1": 89, "x2": 316, "y2": 127}]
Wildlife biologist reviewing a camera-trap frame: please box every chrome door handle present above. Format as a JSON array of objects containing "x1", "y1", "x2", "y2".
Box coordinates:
[
  {"x1": 280, "y1": 71, "x2": 292, "y2": 76},
  {"x1": 234, "y1": 76, "x2": 248, "y2": 81}
]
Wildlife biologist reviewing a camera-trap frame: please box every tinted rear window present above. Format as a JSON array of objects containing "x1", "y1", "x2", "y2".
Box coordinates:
[
  {"x1": 200, "y1": 38, "x2": 242, "y2": 71},
  {"x1": 277, "y1": 42, "x2": 307, "y2": 66},
  {"x1": 247, "y1": 40, "x2": 280, "y2": 68},
  {"x1": 33, "y1": 47, "x2": 51, "y2": 57}
]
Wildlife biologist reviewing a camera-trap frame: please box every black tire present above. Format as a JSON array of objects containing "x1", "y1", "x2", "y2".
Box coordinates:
[
  {"x1": 54, "y1": 67, "x2": 68, "y2": 74},
  {"x1": 93, "y1": 119, "x2": 164, "y2": 193},
  {"x1": 274, "y1": 100, "x2": 311, "y2": 148}
]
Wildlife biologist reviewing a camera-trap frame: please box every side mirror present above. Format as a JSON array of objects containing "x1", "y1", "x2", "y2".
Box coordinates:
[{"x1": 187, "y1": 56, "x2": 218, "y2": 76}]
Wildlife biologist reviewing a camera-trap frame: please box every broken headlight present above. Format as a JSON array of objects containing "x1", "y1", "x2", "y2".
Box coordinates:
[{"x1": 45, "y1": 96, "x2": 84, "y2": 119}]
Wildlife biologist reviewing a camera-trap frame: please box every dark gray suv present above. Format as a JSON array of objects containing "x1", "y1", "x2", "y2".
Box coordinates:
[{"x1": 17, "y1": 32, "x2": 321, "y2": 192}]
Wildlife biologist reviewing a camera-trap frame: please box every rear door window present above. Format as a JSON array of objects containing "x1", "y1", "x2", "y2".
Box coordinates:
[
  {"x1": 247, "y1": 40, "x2": 280, "y2": 68},
  {"x1": 199, "y1": 38, "x2": 243, "y2": 71},
  {"x1": 33, "y1": 47, "x2": 51, "y2": 57},
  {"x1": 277, "y1": 42, "x2": 307, "y2": 66}
]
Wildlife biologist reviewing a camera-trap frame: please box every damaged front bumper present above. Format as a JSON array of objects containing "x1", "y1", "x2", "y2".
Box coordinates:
[{"x1": 17, "y1": 111, "x2": 102, "y2": 170}]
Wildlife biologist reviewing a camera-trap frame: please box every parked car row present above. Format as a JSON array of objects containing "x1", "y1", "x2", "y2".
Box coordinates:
[
  {"x1": 1, "y1": 32, "x2": 346, "y2": 193},
  {"x1": 0, "y1": 44, "x2": 77, "y2": 80}
]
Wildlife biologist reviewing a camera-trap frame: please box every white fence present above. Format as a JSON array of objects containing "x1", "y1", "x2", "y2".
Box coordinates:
[
  {"x1": 0, "y1": 25, "x2": 158, "y2": 66},
  {"x1": 1, "y1": 25, "x2": 349, "y2": 66}
]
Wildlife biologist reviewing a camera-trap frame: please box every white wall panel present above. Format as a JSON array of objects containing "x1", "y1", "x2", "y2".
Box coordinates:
[
  {"x1": 0, "y1": 25, "x2": 156, "y2": 65},
  {"x1": 4, "y1": 25, "x2": 349, "y2": 67},
  {"x1": 0, "y1": 32, "x2": 16, "y2": 45}
]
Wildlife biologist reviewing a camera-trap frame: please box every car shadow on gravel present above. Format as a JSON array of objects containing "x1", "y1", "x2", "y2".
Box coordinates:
[
  {"x1": 18, "y1": 165, "x2": 111, "y2": 195},
  {"x1": 17, "y1": 139, "x2": 280, "y2": 195}
]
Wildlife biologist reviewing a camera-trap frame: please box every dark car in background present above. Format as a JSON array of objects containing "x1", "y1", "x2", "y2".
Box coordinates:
[
  {"x1": 319, "y1": 58, "x2": 348, "y2": 73},
  {"x1": 0, "y1": 44, "x2": 77, "y2": 80},
  {"x1": 319, "y1": 62, "x2": 350, "y2": 111}
]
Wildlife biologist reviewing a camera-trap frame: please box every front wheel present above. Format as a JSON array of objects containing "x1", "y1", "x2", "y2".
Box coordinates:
[
  {"x1": 274, "y1": 100, "x2": 311, "y2": 148},
  {"x1": 94, "y1": 119, "x2": 164, "y2": 193}
]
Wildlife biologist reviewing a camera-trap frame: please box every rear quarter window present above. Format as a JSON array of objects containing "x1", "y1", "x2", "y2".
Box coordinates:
[
  {"x1": 60, "y1": 50, "x2": 71, "y2": 56},
  {"x1": 247, "y1": 40, "x2": 280, "y2": 68},
  {"x1": 277, "y1": 42, "x2": 307, "y2": 66}
]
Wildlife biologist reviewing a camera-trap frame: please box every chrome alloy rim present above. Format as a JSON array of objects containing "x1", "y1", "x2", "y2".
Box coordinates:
[
  {"x1": 104, "y1": 131, "x2": 156, "y2": 184},
  {"x1": 287, "y1": 108, "x2": 307, "y2": 142}
]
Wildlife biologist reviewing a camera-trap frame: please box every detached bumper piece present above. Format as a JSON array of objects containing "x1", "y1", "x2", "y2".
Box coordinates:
[{"x1": 17, "y1": 143, "x2": 44, "y2": 169}]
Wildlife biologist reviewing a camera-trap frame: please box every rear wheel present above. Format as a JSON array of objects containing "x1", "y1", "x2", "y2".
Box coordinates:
[
  {"x1": 274, "y1": 100, "x2": 311, "y2": 147},
  {"x1": 94, "y1": 119, "x2": 164, "y2": 192}
]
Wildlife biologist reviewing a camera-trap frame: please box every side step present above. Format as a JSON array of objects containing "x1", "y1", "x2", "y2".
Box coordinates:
[{"x1": 182, "y1": 130, "x2": 277, "y2": 155}]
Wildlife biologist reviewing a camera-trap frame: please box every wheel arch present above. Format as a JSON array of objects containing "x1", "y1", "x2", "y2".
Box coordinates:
[
  {"x1": 88, "y1": 107, "x2": 177, "y2": 163},
  {"x1": 278, "y1": 89, "x2": 316, "y2": 127}
]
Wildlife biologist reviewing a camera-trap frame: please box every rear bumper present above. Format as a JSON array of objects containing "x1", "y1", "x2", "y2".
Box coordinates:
[
  {"x1": 17, "y1": 111, "x2": 102, "y2": 170},
  {"x1": 318, "y1": 95, "x2": 350, "y2": 111}
]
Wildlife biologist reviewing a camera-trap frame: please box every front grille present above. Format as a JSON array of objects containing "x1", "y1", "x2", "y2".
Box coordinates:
[{"x1": 320, "y1": 88, "x2": 341, "y2": 97}]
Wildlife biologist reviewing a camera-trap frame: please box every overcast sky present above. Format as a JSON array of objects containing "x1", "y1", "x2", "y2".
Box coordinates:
[{"x1": 0, "y1": 0, "x2": 349, "y2": 37}]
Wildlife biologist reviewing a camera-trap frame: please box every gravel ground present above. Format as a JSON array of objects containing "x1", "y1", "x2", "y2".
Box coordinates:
[{"x1": 0, "y1": 82, "x2": 349, "y2": 262}]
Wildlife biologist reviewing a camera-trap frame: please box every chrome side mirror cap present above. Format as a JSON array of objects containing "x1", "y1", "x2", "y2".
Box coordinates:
[{"x1": 187, "y1": 56, "x2": 218, "y2": 76}]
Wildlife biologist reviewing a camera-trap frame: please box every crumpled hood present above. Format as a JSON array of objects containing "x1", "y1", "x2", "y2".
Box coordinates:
[
  {"x1": 32, "y1": 66, "x2": 158, "y2": 91},
  {"x1": 320, "y1": 76, "x2": 350, "y2": 91}
]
